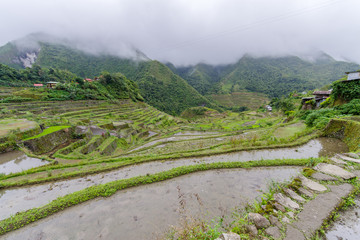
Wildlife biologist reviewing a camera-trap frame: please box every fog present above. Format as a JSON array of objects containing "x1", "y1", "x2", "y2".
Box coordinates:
[{"x1": 1, "y1": 0, "x2": 359, "y2": 65}]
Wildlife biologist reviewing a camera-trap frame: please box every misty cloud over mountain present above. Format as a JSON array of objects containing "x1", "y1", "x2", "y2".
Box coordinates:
[{"x1": 1, "y1": 0, "x2": 360, "y2": 65}]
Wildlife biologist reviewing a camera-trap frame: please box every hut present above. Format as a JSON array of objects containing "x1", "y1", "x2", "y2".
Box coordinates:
[
  {"x1": 345, "y1": 71, "x2": 360, "y2": 81},
  {"x1": 46, "y1": 81, "x2": 59, "y2": 88},
  {"x1": 313, "y1": 90, "x2": 331, "y2": 108}
]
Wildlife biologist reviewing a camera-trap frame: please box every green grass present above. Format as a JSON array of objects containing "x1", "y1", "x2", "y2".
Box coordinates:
[
  {"x1": 273, "y1": 122, "x2": 307, "y2": 139},
  {"x1": 23, "y1": 125, "x2": 71, "y2": 140},
  {"x1": 0, "y1": 119, "x2": 39, "y2": 137},
  {"x1": 208, "y1": 91, "x2": 269, "y2": 110}
]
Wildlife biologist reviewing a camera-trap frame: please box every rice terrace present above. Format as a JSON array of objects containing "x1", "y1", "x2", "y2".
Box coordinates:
[{"x1": 1, "y1": 1, "x2": 360, "y2": 239}]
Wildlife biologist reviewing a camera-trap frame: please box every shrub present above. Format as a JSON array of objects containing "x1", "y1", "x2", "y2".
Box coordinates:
[
  {"x1": 336, "y1": 99, "x2": 360, "y2": 115},
  {"x1": 305, "y1": 108, "x2": 340, "y2": 128}
]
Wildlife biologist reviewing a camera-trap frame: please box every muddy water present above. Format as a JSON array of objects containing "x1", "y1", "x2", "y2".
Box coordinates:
[
  {"x1": 3, "y1": 167, "x2": 300, "y2": 240},
  {"x1": 0, "y1": 151, "x2": 48, "y2": 174},
  {"x1": 0, "y1": 137, "x2": 347, "y2": 221},
  {"x1": 325, "y1": 196, "x2": 360, "y2": 239}
]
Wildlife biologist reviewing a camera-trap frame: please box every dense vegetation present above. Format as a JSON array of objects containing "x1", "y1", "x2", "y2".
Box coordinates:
[
  {"x1": 171, "y1": 63, "x2": 231, "y2": 95},
  {"x1": 135, "y1": 61, "x2": 217, "y2": 115},
  {"x1": 0, "y1": 63, "x2": 79, "y2": 87},
  {"x1": 0, "y1": 37, "x2": 217, "y2": 115},
  {"x1": 299, "y1": 99, "x2": 360, "y2": 129},
  {"x1": 175, "y1": 54, "x2": 359, "y2": 98},
  {"x1": 332, "y1": 77, "x2": 360, "y2": 102},
  {"x1": 0, "y1": 65, "x2": 143, "y2": 102},
  {"x1": 36, "y1": 42, "x2": 141, "y2": 79}
]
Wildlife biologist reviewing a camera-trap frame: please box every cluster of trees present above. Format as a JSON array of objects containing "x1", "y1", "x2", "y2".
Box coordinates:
[
  {"x1": 0, "y1": 63, "x2": 80, "y2": 87},
  {"x1": 332, "y1": 79, "x2": 360, "y2": 102},
  {"x1": 135, "y1": 61, "x2": 218, "y2": 115},
  {"x1": 0, "y1": 62, "x2": 144, "y2": 102},
  {"x1": 43, "y1": 72, "x2": 143, "y2": 102}
]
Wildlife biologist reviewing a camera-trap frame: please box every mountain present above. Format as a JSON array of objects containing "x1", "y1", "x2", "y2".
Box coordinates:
[
  {"x1": 134, "y1": 61, "x2": 216, "y2": 115},
  {"x1": 0, "y1": 33, "x2": 214, "y2": 115},
  {"x1": 169, "y1": 62, "x2": 234, "y2": 95},
  {"x1": 175, "y1": 53, "x2": 360, "y2": 98}
]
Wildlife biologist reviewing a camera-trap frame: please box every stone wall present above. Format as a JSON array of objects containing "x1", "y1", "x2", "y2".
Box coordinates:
[
  {"x1": 23, "y1": 127, "x2": 75, "y2": 154},
  {"x1": 323, "y1": 119, "x2": 360, "y2": 151}
]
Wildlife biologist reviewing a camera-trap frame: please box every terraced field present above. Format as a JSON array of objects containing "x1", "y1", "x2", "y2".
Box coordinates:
[
  {"x1": 0, "y1": 97, "x2": 354, "y2": 239},
  {"x1": 208, "y1": 91, "x2": 269, "y2": 110}
]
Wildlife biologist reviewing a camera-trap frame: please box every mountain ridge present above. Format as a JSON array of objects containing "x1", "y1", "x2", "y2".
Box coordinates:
[{"x1": 0, "y1": 33, "x2": 217, "y2": 115}]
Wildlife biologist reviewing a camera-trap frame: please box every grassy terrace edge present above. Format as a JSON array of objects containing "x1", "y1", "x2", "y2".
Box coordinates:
[
  {"x1": 0, "y1": 132, "x2": 321, "y2": 188},
  {"x1": 22, "y1": 125, "x2": 71, "y2": 141},
  {"x1": 0, "y1": 158, "x2": 314, "y2": 236}
]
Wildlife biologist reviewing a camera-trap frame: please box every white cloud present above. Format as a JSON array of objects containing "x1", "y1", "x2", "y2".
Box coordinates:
[{"x1": 0, "y1": 0, "x2": 359, "y2": 65}]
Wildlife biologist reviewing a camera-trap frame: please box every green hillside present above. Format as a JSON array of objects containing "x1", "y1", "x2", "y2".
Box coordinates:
[
  {"x1": 221, "y1": 55, "x2": 359, "y2": 97},
  {"x1": 0, "y1": 43, "x2": 21, "y2": 69},
  {"x1": 173, "y1": 63, "x2": 233, "y2": 95},
  {"x1": 208, "y1": 91, "x2": 269, "y2": 110},
  {"x1": 0, "y1": 36, "x2": 216, "y2": 115},
  {"x1": 176, "y1": 54, "x2": 360, "y2": 98},
  {"x1": 0, "y1": 64, "x2": 142, "y2": 102},
  {"x1": 36, "y1": 42, "x2": 140, "y2": 79},
  {"x1": 135, "y1": 61, "x2": 217, "y2": 115},
  {"x1": 0, "y1": 63, "x2": 79, "y2": 87}
]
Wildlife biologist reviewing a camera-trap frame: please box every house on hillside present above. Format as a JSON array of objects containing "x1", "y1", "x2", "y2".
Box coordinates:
[
  {"x1": 84, "y1": 78, "x2": 93, "y2": 83},
  {"x1": 301, "y1": 97, "x2": 314, "y2": 110},
  {"x1": 265, "y1": 105, "x2": 272, "y2": 112},
  {"x1": 345, "y1": 71, "x2": 360, "y2": 81},
  {"x1": 301, "y1": 90, "x2": 332, "y2": 109},
  {"x1": 33, "y1": 83, "x2": 43, "y2": 87},
  {"x1": 46, "y1": 81, "x2": 59, "y2": 88},
  {"x1": 313, "y1": 90, "x2": 331, "y2": 108}
]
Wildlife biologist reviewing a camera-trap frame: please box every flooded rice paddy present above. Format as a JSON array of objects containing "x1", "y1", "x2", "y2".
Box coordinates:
[
  {"x1": 0, "y1": 137, "x2": 348, "y2": 221},
  {"x1": 326, "y1": 196, "x2": 360, "y2": 239},
  {"x1": 0, "y1": 151, "x2": 48, "y2": 174},
  {"x1": 3, "y1": 167, "x2": 300, "y2": 240}
]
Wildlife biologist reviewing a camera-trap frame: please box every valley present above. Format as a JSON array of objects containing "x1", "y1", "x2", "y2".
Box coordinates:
[
  {"x1": 0, "y1": 86, "x2": 360, "y2": 239},
  {"x1": 0, "y1": 34, "x2": 360, "y2": 240}
]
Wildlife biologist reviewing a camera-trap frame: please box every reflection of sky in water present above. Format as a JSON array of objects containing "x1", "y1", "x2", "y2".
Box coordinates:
[
  {"x1": 0, "y1": 151, "x2": 47, "y2": 174},
  {"x1": 0, "y1": 138, "x2": 348, "y2": 222},
  {"x1": 326, "y1": 198, "x2": 360, "y2": 239},
  {"x1": 3, "y1": 167, "x2": 300, "y2": 240}
]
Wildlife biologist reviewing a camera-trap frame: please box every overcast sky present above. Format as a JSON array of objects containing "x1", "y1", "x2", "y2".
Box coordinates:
[{"x1": 1, "y1": 0, "x2": 360, "y2": 65}]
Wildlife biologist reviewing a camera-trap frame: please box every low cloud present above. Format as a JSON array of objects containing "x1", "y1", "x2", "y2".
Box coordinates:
[{"x1": 1, "y1": 0, "x2": 360, "y2": 65}]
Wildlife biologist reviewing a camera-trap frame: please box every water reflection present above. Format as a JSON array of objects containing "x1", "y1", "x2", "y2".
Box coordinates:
[{"x1": 0, "y1": 151, "x2": 48, "y2": 174}]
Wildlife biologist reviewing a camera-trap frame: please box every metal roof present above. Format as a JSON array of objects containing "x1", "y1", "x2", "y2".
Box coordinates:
[{"x1": 313, "y1": 91, "x2": 331, "y2": 95}]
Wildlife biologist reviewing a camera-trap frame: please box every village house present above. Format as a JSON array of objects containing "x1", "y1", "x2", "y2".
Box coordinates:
[
  {"x1": 301, "y1": 90, "x2": 331, "y2": 109},
  {"x1": 313, "y1": 90, "x2": 331, "y2": 107},
  {"x1": 265, "y1": 105, "x2": 272, "y2": 112},
  {"x1": 84, "y1": 78, "x2": 93, "y2": 83},
  {"x1": 46, "y1": 81, "x2": 59, "y2": 88},
  {"x1": 344, "y1": 71, "x2": 360, "y2": 81},
  {"x1": 302, "y1": 71, "x2": 360, "y2": 109},
  {"x1": 33, "y1": 83, "x2": 43, "y2": 87}
]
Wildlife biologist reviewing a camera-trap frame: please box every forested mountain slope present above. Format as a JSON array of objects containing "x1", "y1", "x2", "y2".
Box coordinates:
[
  {"x1": 0, "y1": 34, "x2": 215, "y2": 115},
  {"x1": 175, "y1": 54, "x2": 360, "y2": 97}
]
